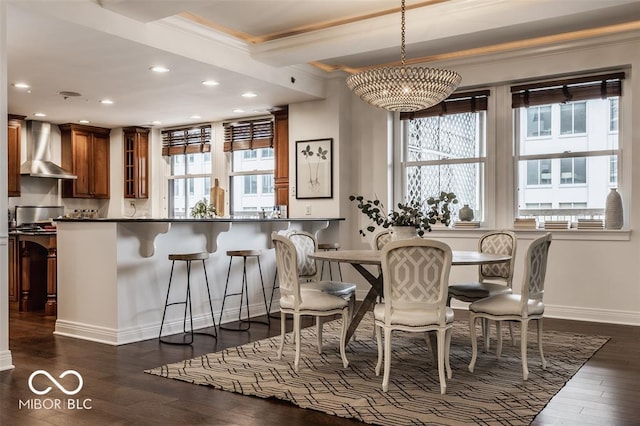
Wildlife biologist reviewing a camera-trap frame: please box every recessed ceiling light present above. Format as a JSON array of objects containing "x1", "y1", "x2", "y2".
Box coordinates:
[
  {"x1": 150, "y1": 120, "x2": 162, "y2": 125},
  {"x1": 190, "y1": 115, "x2": 201, "y2": 119},
  {"x1": 232, "y1": 109, "x2": 245, "y2": 113},
  {"x1": 150, "y1": 66, "x2": 170, "y2": 73},
  {"x1": 79, "y1": 119, "x2": 90, "y2": 124},
  {"x1": 34, "y1": 112, "x2": 46, "y2": 117},
  {"x1": 242, "y1": 92, "x2": 257, "y2": 98},
  {"x1": 12, "y1": 82, "x2": 30, "y2": 89},
  {"x1": 100, "y1": 99, "x2": 114, "y2": 105},
  {"x1": 201, "y1": 80, "x2": 219, "y2": 87}
]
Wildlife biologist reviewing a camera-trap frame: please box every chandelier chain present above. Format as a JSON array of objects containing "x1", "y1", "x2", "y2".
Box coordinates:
[{"x1": 401, "y1": 0, "x2": 406, "y2": 65}]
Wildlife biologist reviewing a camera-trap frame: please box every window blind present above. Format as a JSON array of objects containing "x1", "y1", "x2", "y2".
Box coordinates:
[
  {"x1": 223, "y1": 119, "x2": 274, "y2": 152},
  {"x1": 399, "y1": 90, "x2": 490, "y2": 120},
  {"x1": 161, "y1": 125, "x2": 211, "y2": 156},
  {"x1": 511, "y1": 72, "x2": 625, "y2": 108}
]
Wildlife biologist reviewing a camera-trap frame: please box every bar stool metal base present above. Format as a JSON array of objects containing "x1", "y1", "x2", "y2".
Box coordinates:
[
  {"x1": 318, "y1": 242, "x2": 343, "y2": 281},
  {"x1": 159, "y1": 253, "x2": 217, "y2": 345},
  {"x1": 219, "y1": 250, "x2": 270, "y2": 331}
]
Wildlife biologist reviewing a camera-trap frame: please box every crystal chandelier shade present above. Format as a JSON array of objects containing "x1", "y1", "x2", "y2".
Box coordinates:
[{"x1": 346, "y1": 0, "x2": 461, "y2": 112}]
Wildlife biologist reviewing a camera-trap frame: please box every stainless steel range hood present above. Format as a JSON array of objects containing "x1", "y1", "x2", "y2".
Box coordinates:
[{"x1": 20, "y1": 121, "x2": 77, "y2": 179}]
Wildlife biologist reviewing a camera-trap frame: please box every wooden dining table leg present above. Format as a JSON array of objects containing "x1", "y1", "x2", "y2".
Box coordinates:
[{"x1": 345, "y1": 263, "x2": 383, "y2": 344}]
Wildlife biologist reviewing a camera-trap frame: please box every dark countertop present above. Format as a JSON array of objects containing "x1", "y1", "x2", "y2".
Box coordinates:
[
  {"x1": 55, "y1": 217, "x2": 345, "y2": 223},
  {"x1": 9, "y1": 230, "x2": 57, "y2": 236}
]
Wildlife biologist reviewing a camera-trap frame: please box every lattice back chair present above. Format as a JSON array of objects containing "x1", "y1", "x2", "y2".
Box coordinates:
[
  {"x1": 468, "y1": 233, "x2": 552, "y2": 381},
  {"x1": 447, "y1": 230, "x2": 517, "y2": 349},
  {"x1": 272, "y1": 234, "x2": 350, "y2": 372},
  {"x1": 268, "y1": 230, "x2": 319, "y2": 315},
  {"x1": 374, "y1": 239, "x2": 454, "y2": 394},
  {"x1": 289, "y1": 231, "x2": 320, "y2": 282},
  {"x1": 373, "y1": 230, "x2": 392, "y2": 250}
]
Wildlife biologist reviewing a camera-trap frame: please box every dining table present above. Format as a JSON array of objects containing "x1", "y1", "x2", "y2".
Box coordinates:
[{"x1": 309, "y1": 249, "x2": 512, "y2": 345}]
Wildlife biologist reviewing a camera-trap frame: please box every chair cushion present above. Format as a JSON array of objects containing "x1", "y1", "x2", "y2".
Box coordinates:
[
  {"x1": 280, "y1": 289, "x2": 348, "y2": 311},
  {"x1": 373, "y1": 304, "x2": 454, "y2": 327},
  {"x1": 448, "y1": 282, "x2": 512, "y2": 301},
  {"x1": 469, "y1": 294, "x2": 544, "y2": 317},
  {"x1": 303, "y1": 281, "x2": 356, "y2": 297}
]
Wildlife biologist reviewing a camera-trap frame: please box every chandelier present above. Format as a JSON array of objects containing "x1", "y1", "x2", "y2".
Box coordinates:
[{"x1": 346, "y1": 0, "x2": 461, "y2": 112}]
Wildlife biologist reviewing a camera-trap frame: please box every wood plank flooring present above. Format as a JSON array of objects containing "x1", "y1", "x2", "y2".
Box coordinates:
[{"x1": 1, "y1": 309, "x2": 639, "y2": 425}]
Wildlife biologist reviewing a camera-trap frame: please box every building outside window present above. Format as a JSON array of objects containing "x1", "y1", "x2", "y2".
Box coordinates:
[
  {"x1": 527, "y1": 159, "x2": 552, "y2": 186},
  {"x1": 512, "y1": 72, "x2": 623, "y2": 223},
  {"x1": 401, "y1": 91, "x2": 488, "y2": 222},
  {"x1": 230, "y1": 149, "x2": 274, "y2": 212},
  {"x1": 527, "y1": 105, "x2": 552, "y2": 137},
  {"x1": 163, "y1": 125, "x2": 212, "y2": 218},
  {"x1": 560, "y1": 101, "x2": 587, "y2": 135}
]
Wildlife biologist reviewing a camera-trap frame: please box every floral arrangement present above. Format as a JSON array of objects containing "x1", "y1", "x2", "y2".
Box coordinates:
[
  {"x1": 190, "y1": 198, "x2": 217, "y2": 219},
  {"x1": 349, "y1": 195, "x2": 432, "y2": 236}
]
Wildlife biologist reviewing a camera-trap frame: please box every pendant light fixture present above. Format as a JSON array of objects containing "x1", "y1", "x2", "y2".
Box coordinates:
[{"x1": 346, "y1": 0, "x2": 461, "y2": 112}]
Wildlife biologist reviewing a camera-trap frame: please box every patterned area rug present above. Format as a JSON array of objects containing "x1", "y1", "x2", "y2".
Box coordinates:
[{"x1": 145, "y1": 313, "x2": 608, "y2": 425}]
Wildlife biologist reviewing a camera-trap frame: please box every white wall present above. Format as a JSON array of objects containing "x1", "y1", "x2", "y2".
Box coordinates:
[
  {"x1": 346, "y1": 32, "x2": 640, "y2": 325},
  {"x1": 0, "y1": 0, "x2": 13, "y2": 371}
]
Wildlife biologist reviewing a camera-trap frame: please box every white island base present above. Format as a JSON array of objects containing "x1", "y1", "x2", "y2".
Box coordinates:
[{"x1": 55, "y1": 218, "x2": 343, "y2": 345}]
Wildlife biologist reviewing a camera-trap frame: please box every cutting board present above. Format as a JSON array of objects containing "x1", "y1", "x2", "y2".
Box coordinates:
[{"x1": 210, "y1": 178, "x2": 225, "y2": 217}]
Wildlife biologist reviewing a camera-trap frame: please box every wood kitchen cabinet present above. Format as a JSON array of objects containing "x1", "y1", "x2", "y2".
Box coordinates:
[
  {"x1": 60, "y1": 123, "x2": 111, "y2": 198},
  {"x1": 8, "y1": 235, "x2": 19, "y2": 310},
  {"x1": 273, "y1": 107, "x2": 289, "y2": 206},
  {"x1": 7, "y1": 115, "x2": 24, "y2": 197},
  {"x1": 123, "y1": 127, "x2": 149, "y2": 199}
]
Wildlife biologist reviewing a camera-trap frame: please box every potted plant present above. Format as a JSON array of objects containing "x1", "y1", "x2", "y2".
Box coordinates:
[
  {"x1": 349, "y1": 195, "x2": 432, "y2": 237},
  {"x1": 426, "y1": 191, "x2": 459, "y2": 227},
  {"x1": 190, "y1": 198, "x2": 217, "y2": 219}
]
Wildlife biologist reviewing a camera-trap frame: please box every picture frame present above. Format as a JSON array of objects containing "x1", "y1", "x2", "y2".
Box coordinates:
[{"x1": 295, "y1": 138, "x2": 333, "y2": 199}]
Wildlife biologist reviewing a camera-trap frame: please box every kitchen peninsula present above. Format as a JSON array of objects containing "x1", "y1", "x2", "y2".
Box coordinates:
[{"x1": 55, "y1": 217, "x2": 344, "y2": 345}]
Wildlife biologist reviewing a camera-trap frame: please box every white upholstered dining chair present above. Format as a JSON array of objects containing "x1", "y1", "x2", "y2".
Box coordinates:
[
  {"x1": 272, "y1": 234, "x2": 352, "y2": 372},
  {"x1": 448, "y1": 230, "x2": 517, "y2": 349},
  {"x1": 468, "y1": 232, "x2": 552, "y2": 381},
  {"x1": 372, "y1": 229, "x2": 392, "y2": 250},
  {"x1": 374, "y1": 239, "x2": 454, "y2": 394}
]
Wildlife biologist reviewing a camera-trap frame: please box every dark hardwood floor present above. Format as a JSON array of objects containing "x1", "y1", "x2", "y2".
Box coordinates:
[{"x1": 1, "y1": 308, "x2": 639, "y2": 426}]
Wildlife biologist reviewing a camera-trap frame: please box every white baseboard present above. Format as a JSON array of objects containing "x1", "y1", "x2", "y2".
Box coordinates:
[
  {"x1": 543, "y1": 304, "x2": 640, "y2": 326},
  {"x1": 450, "y1": 300, "x2": 640, "y2": 326},
  {"x1": 0, "y1": 350, "x2": 14, "y2": 371},
  {"x1": 54, "y1": 302, "x2": 269, "y2": 346}
]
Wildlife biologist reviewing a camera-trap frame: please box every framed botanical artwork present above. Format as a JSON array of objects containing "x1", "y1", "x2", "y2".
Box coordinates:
[{"x1": 295, "y1": 138, "x2": 333, "y2": 199}]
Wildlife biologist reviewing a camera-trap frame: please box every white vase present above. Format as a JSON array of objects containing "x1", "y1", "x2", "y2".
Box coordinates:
[
  {"x1": 389, "y1": 226, "x2": 418, "y2": 241},
  {"x1": 605, "y1": 188, "x2": 623, "y2": 229}
]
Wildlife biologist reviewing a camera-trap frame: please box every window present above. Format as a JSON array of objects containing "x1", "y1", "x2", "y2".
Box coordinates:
[
  {"x1": 527, "y1": 160, "x2": 552, "y2": 185},
  {"x1": 400, "y1": 91, "x2": 488, "y2": 222},
  {"x1": 527, "y1": 106, "x2": 552, "y2": 137},
  {"x1": 244, "y1": 175, "x2": 258, "y2": 194},
  {"x1": 560, "y1": 102, "x2": 586, "y2": 135},
  {"x1": 224, "y1": 119, "x2": 275, "y2": 214},
  {"x1": 512, "y1": 72, "x2": 623, "y2": 222},
  {"x1": 243, "y1": 150, "x2": 257, "y2": 160},
  {"x1": 163, "y1": 125, "x2": 212, "y2": 218},
  {"x1": 609, "y1": 98, "x2": 619, "y2": 132},
  {"x1": 560, "y1": 157, "x2": 586, "y2": 184}
]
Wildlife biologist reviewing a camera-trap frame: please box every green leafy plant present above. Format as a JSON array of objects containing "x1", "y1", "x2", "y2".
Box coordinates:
[
  {"x1": 190, "y1": 198, "x2": 217, "y2": 219},
  {"x1": 349, "y1": 195, "x2": 432, "y2": 236},
  {"x1": 426, "y1": 191, "x2": 459, "y2": 226}
]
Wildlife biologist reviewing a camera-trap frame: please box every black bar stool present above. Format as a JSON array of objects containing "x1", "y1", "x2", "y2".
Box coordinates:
[
  {"x1": 318, "y1": 242, "x2": 343, "y2": 281},
  {"x1": 159, "y1": 252, "x2": 217, "y2": 345},
  {"x1": 219, "y1": 249, "x2": 269, "y2": 330}
]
